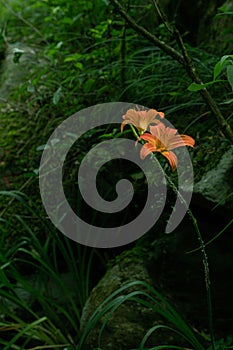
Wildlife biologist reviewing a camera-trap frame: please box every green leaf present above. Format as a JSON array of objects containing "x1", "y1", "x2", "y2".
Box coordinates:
[
  {"x1": 36, "y1": 144, "x2": 49, "y2": 151},
  {"x1": 188, "y1": 83, "x2": 205, "y2": 91},
  {"x1": 131, "y1": 172, "x2": 144, "y2": 180},
  {"x1": 213, "y1": 61, "x2": 223, "y2": 80},
  {"x1": 61, "y1": 17, "x2": 73, "y2": 25},
  {"x1": 64, "y1": 53, "x2": 82, "y2": 62},
  {"x1": 75, "y1": 62, "x2": 83, "y2": 70},
  {"x1": 55, "y1": 41, "x2": 63, "y2": 49},
  {"x1": 52, "y1": 86, "x2": 62, "y2": 105},
  {"x1": 50, "y1": 138, "x2": 60, "y2": 146},
  {"x1": 227, "y1": 65, "x2": 233, "y2": 90},
  {"x1": 214, "y1": 56, "x2": 233, "y2": 80},
  {"x1": 188, "y1": 80, "x2": 224, "y2": 91},
  {"x1": 83, "y1": 78, "x2": 95, "y2": 93},
  {"x1": 220, "y1": 98, "x2": 233, "y2": 105},
  {"x1": 27, "y1": 80, "x2": 35, "y2": 93},
  {"x1": 168, "y1": 91, "x2": 180, "y2": 97},
  {"x1": 220, "y1": 54, "x2": 233, "y2": 65}
]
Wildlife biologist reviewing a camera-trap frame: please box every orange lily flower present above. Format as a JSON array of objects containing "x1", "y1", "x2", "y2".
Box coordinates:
[
  {"x1": 139, "y1": 123, "x2": 195, "y2": 171},
  {"x1": 121, "y1": 108, "x2": 164, "y2": 133}
]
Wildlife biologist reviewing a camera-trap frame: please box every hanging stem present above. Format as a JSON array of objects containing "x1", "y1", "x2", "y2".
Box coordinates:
[
  {"x1": 165, "y1": 175, "x2": 215, "y2": 350},
  {"x1": 127, "y1": 119, "x2": 216, "y2": 348}
]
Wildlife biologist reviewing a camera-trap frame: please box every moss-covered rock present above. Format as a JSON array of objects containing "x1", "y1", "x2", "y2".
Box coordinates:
[
  {"x1": 80, "y1": 213, "x2": 233, "y2": 349},
  {"x1": 194, "y1": 146, "x2": 233, "y2": 214},
  {"x1": 80, "y1": 255, "x2": 158, "y2": 350}
]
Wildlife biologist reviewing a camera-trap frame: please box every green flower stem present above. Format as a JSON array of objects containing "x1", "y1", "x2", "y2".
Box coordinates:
[
  {"x1": 129, "y1": 124, "x2": 140, "y2": 139},
  {"x1": 130, "y1": 125, "x2": 215, "y2": 348},
  {"x1": 165, "y1": 174, "x2": 215, "y2": 350},
  {"x1": 127, "y1": 120, "x2": 215, "y2": 349}
]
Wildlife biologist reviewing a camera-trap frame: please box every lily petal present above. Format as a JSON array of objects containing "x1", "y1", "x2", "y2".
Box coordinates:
[
  {"x1": 139, "y1": 132, "x2": 157, "y2": 144},
  {"x1": 121, "y1": 108, "x2": 164, "y2": 133},
  {"x1": 167, "y1": 135, "x2": 195, "y2": 150},
  {"x1": 140, "y1": 144, "x2": 156, "y2": 159},
  {"x1": 162, "y1": 151, "x2": 178, "y2": 171}
]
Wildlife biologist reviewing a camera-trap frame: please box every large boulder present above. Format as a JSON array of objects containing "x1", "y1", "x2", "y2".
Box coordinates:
[
  {"x1": 79, "y1": 211, "x2": 233, "y2": 349},
  {"x1": 79, "y1": 254, "x2": 159, "y2": 350},
  {"x1": 193, "y1": 146, "x2": 233, "y2": 214}
]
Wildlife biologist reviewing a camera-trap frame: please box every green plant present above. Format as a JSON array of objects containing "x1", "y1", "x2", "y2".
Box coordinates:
[
  {"x1": 77, "y1": 106, "x2": 228, "y2": 350},
  {"x1": 109, "y1": 0, "x2": 233, "y2": 143},
  {"x1": 0, "y1": 191, "x2": 96, "y2": 349},
  {"x1": 121, "y1": 108, "x2": 216, "y2": 350},
  {"x1": 77, "y1": 280, "x2": 205, "y2": 350},
  {"x1": 188, "y1": 55, "x2": 233, "y2": 94}
]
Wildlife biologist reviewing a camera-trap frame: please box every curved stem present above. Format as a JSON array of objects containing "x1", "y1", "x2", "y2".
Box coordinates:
[
  {"x1": 165, "y1": 175, "x2": 215, "y2": 350},
  {"x1": 125, "y1": 119, "x2": 216, "y2": 348}
]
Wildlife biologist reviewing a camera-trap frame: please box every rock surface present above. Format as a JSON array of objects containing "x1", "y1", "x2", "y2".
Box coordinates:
[
  {"x1": 79, "y1": 212, "x2": 233, "y2": 349},
  {"x1": 0, "y1": 43, "x2": 37, "y2": 100},
  {"x1": 194, "y1": 146, "x2": 233, "y2": 213},
  {"x1": 79, "y1": 255, "x2": 159, "y2": 350}
]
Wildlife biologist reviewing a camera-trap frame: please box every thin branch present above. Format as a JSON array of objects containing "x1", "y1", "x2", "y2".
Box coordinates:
[
  {"x1": 152, "y1": 0, "x2": 173, "y2": 34},
  {"x1": 109, "y1": 0, "x2": 233, "y2": 143},
  {"x1": 174, "y1": 28, "x2": 233, "y2": 143},
  {"x1": 110, "y1": 0, "x2": 185, "y2": 65}
]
